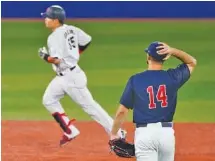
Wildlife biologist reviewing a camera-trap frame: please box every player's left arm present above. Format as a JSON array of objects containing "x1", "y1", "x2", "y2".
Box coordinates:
[{"x1": 111, "y1": 77, "x2": 134, "y2": 139}]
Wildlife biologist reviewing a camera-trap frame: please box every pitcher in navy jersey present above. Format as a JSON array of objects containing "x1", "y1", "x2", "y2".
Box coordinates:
[{"x1": 110, "y1": 41, "x2": 197, "y2": 161}]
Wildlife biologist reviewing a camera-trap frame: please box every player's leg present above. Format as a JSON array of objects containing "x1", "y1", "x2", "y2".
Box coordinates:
[
  {"x1": 67, "y1": 87, "x2": 113, "y2": 133},
  {"x1": 63, "y1": 68, "x2": 125, "y2": 138},
  {"x1": 134, "y1": 128, "x2": 158, "y2": 161},
  {"x1": 158, "y1": 128, "x2": 175, "y2": 161},
  {"x1": 43, "y1": 76, "x2": 80, "y2": 145}
]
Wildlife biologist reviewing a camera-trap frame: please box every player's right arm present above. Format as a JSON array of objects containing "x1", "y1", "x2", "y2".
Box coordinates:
[
  {"x1": 38, "y1": 46, "x2": 60, "y2": 65},
  {"x1": 39, "y1": 34, "x2": 65, "y2": 65},
  {"x1": 157, "y1": 42, "x2": 197, "y2": 88},
  {"x1": 157, "y1": 42, "x2": 197, "y2": 74},
  {"x1": 170, "y1": 48, "x2": 197, "y2": 74},
  {"x1": 39, "y1": 48, "x2": 60, "y2": 64}
]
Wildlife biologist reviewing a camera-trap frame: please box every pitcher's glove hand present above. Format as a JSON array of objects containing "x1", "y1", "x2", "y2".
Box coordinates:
[{"x1": 109, "y1": 139, "x2": 135, "y2": 158}]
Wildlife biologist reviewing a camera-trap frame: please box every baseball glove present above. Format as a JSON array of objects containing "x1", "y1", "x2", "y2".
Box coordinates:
[{"x1": 109, "y1": 139, "x2": 135, "y2": 158}]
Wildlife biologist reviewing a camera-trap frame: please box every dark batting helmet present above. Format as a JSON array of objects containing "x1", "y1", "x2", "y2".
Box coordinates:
[{"x1": 41, "y1": 5, "x2": 66, "y2": 23}]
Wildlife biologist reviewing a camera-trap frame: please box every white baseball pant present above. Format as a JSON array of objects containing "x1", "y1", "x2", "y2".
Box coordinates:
[
  {"x1": 42, "y1": 65, "x2": 122, "y2": 136},
  {"x1": 134, "y1": 122, "x2": 175, "y2": 161}
]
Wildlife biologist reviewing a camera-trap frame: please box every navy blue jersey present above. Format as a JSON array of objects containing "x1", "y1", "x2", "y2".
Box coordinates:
[{"x1": 120, "y1": 63, "x2": 190, "y2": 124}]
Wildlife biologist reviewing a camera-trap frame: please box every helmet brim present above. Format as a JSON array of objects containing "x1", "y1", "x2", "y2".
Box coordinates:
[
  {"x1": 144, "y1": 48, "x2": 149, "y2": 53},
  {"x1": 41, "y1": 12, "x2": 47, "y2": 18},
  {"x1": 41, "y1": 12, "x2": 55, "y2": 19}
]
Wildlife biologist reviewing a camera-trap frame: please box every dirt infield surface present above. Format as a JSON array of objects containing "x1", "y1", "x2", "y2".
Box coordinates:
[{"x1": 2, "y1": 121, "x2": 215, "y2": 161}]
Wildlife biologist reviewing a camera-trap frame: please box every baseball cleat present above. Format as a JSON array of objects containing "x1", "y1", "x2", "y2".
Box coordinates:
[{"x1": 60, "y1": 125, "x2": 80, "y2": 147}]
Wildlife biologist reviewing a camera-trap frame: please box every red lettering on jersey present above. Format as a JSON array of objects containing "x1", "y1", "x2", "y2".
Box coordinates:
[
  {"x1": 147, "y1": 86, "x2": 156, "y2": 109},
  {"x1": 157, "y1": 85, "x2": 168, "y2": 108},
  {"x1": 147, "y1": 85, "x2": 168, "y2": 109}
]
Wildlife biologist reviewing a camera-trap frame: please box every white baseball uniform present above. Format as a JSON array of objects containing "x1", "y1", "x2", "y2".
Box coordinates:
[
  {"x1": 42, "y1": 24, "x2": 123, "y2": 137},
  {"x1": 134, "y1": 123, "x2": 175, "y2": 161}
]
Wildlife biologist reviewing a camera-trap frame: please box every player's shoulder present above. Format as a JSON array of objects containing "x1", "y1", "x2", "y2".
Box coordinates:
[
  {"x1": 127, "y1": 72, "x2": 148, "y2": 87},
  {"x1": 166, "y1": 63, "x2": 189, "y2": 75},
  {"x1": 132, "y1": 70, "x2": 167, "y2": 81},
  {"x1": 133, "y1": 70, "x2": 151, "y2": 77},
  {"x1": 47, "y1": 31, "x2": 61, "y2": 43},
  {"x1": 64, "y1": 24, "x2": 76, "y2": 29},
  {"x1": 48, "y1": 25, "x2": 68, "y2": 40},
  {"x1": 64, "y1": 24, "x2": 82, "y2": 32},
  {"x1": 129, "y1": 72, "x2": 145, "y2": 82}
]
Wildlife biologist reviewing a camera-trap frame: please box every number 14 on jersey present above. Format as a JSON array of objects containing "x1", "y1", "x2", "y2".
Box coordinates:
[{"x1": 147, "y1": 85, "x2": 168, "y2": 109}]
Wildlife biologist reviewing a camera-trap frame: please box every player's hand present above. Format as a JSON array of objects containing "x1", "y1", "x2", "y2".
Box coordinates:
[
  {"x1": 38, "y1": 47, "x2": 49, "y2": 59},
  {"x1": 156, "y1": 42, "x2": 172, "y2": 54},
  {"x1": 156, "y1": 42, "x2": 173, "y2": 60},
  {"x1": 110, "y1": 134, "x2": 120, "y2": 141}
]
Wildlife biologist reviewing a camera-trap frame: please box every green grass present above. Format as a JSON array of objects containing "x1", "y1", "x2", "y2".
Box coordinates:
[{"x1": 2, "y1": 20, "x2": 215, "y2": 122}]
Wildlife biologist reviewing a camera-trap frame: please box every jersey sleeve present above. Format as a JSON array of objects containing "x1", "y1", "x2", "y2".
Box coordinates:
[
  {"x1": 120, "y1": 76, "x2": 134, "y2": 109},
  {"x1": 76, "y1": 27, "x2": 92, "y2": 46},
  {"x1": 167, "y1": 63, "x2": 191, "y2": 88}
]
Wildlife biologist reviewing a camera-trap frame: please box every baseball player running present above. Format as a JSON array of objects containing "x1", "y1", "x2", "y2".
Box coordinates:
[
  {"x1": 38, "y1": 5, "x2": 126, "y2": 146},
  {"x1": 109, "y1": 41, "x2": 197, "y2": 161}
]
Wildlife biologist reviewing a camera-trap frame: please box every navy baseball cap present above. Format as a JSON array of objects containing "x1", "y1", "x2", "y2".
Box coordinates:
[
  {"x1": 144, "y1": 41, "x2": 167, "y2": 62},
  {"x1": 41, "y1": 5, "x2": 66, "y2": 22}
]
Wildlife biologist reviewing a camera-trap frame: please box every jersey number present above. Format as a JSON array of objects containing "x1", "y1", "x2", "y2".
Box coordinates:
[
  {"x1": 147, "y1": 85, "x2": 168, "y2": 109},
  {"x1": 68, "y1": 36, "x2": 76, "y2": 50}
]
